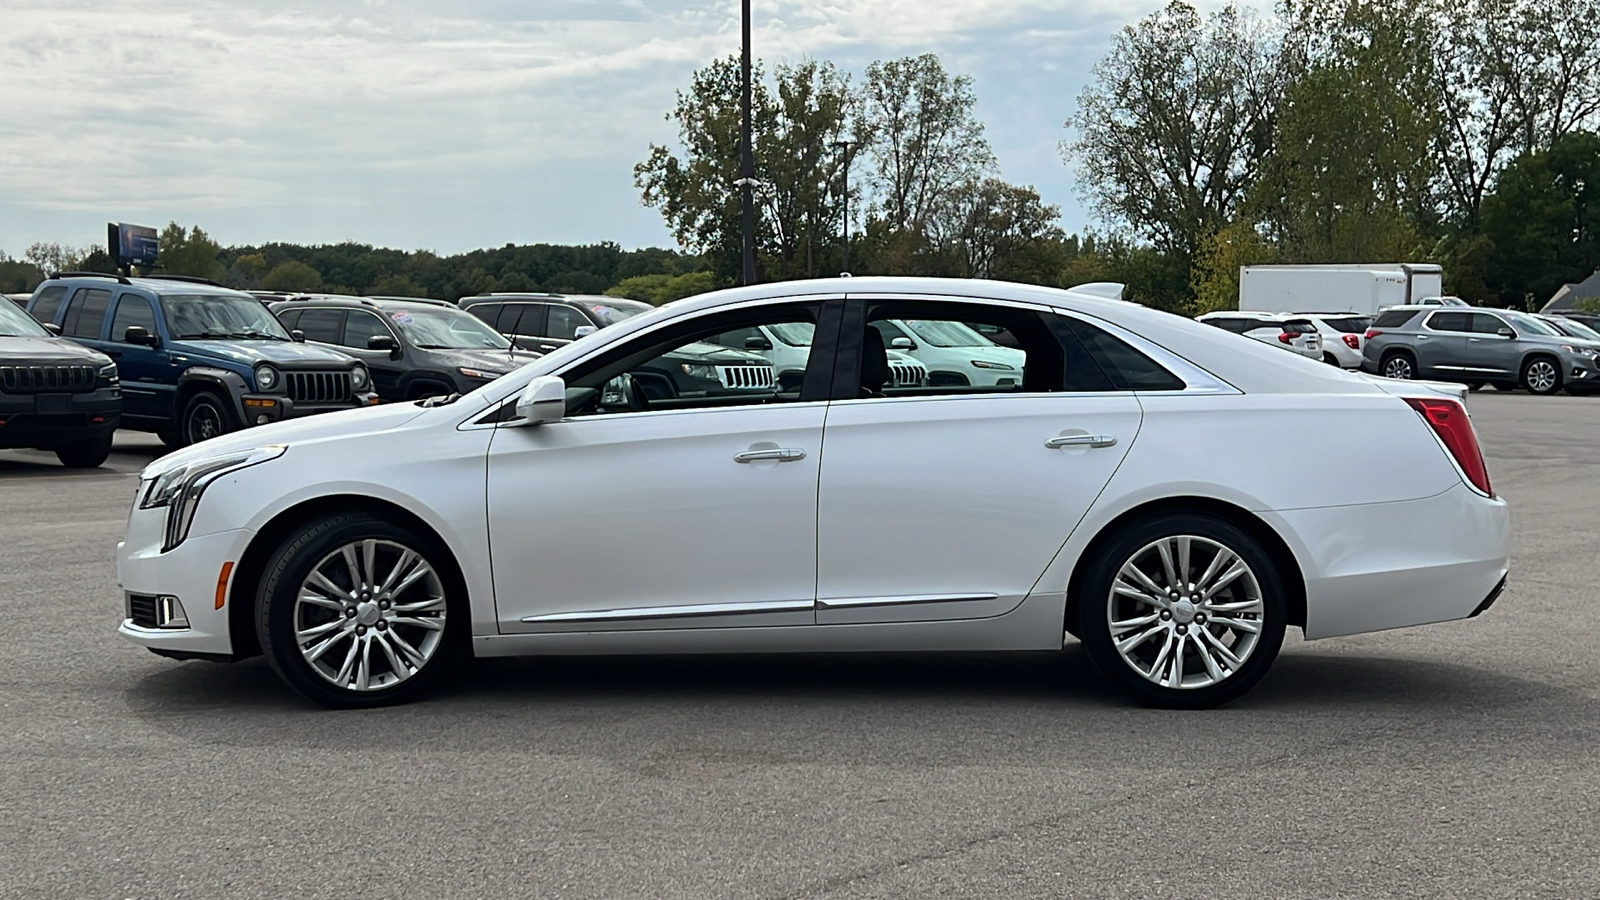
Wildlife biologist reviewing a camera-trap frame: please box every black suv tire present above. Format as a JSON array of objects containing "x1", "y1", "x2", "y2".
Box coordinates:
[
  {"x1": 179, "y1": 390, "x2": 235, "y2": 447},
  {"x1": 55, "y1": 436, "x2": 113, "y2": 468}
]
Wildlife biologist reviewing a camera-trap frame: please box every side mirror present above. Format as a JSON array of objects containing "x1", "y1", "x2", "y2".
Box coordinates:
[
  {"x1": 290, "y1": 329, "x2": 305, "y2": 343},
  {"x1": 1497, "y1": 327, "x2": 1515, "y2": 338},
  {"x1": 367, "y1": 334, "x2": 400, "y2": 358},
  {"x1": 43, "y1": 322, "x2": 62, "y2": 336},
  {"x1": 123, "y1": 325, "x2": 157, "y2": 347},
  {"x1": 513, "y1": 375, "x2": 567, "y2": 425},
  {"x1": 744, "y1": 335, "x2": 774, "y2": 351},
  {"x1": 573, "y1": 325, "x2": 598, "y2": 339},
  {"x1": 890, "y1": 336, "x2": 915, "y2": 350}
]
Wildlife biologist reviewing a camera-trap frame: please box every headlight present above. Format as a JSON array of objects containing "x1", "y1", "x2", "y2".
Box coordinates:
[
  {"x1": 680, "y1": 364, "x2": 719, "y2": 380},
  {"x1": 254, "y1": 364, "x2": 279, "y2": 391},
  {"x1": 97, "y1": 362, "x2": 120, "y2": 385},
  {"x1": 351, "y1": 365, "x2": 371, "y2": 391},
  {"x1": 139, "y1": 446, "x2": 286, "y2": 551},
  {"x1": 970, "y1": 360, "x2": 1015, "y2": 370},
  {"x1": 458, "y1": 367, "x2": 504, "y2": 381}
]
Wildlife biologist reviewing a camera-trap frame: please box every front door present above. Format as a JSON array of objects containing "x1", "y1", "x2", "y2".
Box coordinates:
[
  {"x1": 1465, "y1": 311, "x2": 1519, "y2": 378},
  {"x1": 338, "y1": 309, "x2": 405, "y2": 399},
  {"x1": 814, "y1": 300, "x2": 1144, "y2": 624},
  {"x1": 1417, "y1": 311, "x2": 1470, "y2": 377},
  {"x1": 485, "y1": 298, "x2": 837, "y2": 633},
  {"x1": 106, "y1": 293, "x2": 169, "y2": 422}
]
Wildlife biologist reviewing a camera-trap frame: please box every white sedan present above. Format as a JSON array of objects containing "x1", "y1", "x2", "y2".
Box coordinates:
[{"x1": 116, "y1": 277, "x2": 1510, "y2": 710}]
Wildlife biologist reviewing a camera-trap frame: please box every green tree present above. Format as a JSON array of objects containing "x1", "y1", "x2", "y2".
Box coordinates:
[
  {"x1": 369, "y1": 274, "x2": 429, "y2": 297},
  {"x1": 927, "y1": 178, "x2": 1065, "y2": 281},
  {"x1": 1065, "y1": 2, "x2": 1284, "y2": 260},
  {"x1": 259, "y1": 260, "x2": 323, "y2": 293},
  {"x1": 1189, "y1": 220, "x2": 1277, "y2": 313},
  {"x1": 1480, "y1": 131, "x2": 1600, "y2": 306},
  {"x1": 0, "y1": 251, "x2": 45, "y2": 293},
  {"x1": 605, "y1": 271, "x2": 718, "y2": 305},
  {"x1": 157, "y1": 222, "x2": 226, "y2": 281}
]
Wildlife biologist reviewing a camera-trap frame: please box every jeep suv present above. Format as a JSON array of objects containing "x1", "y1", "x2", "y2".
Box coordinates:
[
  {"x1": 0, "y1": 293, "x2": 121, "y2": 467},
  {"x1": 1362, "y1": 306, "x2": 1600, "y2": 395},
  {"x1": 271, "y1": 295, "x2": 540, "y2": 401},
  {"x1": 28, "y1": 274, "x2": 377, "y2": 446}
]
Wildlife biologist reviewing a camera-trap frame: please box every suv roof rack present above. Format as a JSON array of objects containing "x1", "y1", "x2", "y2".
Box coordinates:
[
  {"x1": 140, "y1": 274, "x2": 225, "y2": 287},
  {"x1": 470, "y1": 292, "x2": 563, "y2": 299},
  {"x1": 368, "y1": 295, "x2": 456, "y2": 307},
  {"x1": 48, "y1": 271, "x2": 130, "y2": 285}
]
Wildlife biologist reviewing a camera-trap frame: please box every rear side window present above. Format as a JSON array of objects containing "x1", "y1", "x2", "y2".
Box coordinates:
[
  {"x1": 1320, "y1": 316, "x2": 1370, "y2": 333},
  {"x1": 30, "y1": 285, "x2": 67, "y2": 323},
  {"x1": 109, "y1": 294, "x2": 157, "y2": 342},
  {"x1": 1282, "y1": 320, "x2": 1315, "y2": 334},
  {"x1": 296, "y1": 308, "x2": 345, "y2": 343},
  {"x1": 1059, "y1": 316, "x2": 1186, "y2": 391},
  {"x1": 498, "y1": 303, "x2": 545, "y2": 336},
  {"x1": 1202, "y1": 317, "x2": 1256, "y2": 334},
  {"x1": 61, "y1": 288, "x2": 112, "y2": 338},
  {"x1": 1373, "y1": 309, "x2": 1422, "y2": 329}
]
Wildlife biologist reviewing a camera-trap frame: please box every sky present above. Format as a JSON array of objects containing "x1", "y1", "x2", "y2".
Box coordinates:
[{"x1": 0, "y1": 0, "x2": 1210, "y2": 258}]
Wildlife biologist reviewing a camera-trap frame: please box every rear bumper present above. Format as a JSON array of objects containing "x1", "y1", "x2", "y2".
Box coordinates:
[
  {"x1": 1275, "y1": 482, "x2": 1511, "y2": 640},
  {"x1": 0, "y1": 390, "x2": 120, "y2": 448}
]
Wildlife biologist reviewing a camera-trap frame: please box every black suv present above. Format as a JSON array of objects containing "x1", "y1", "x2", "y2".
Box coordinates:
[
  {"x1": 0, "y1": 292, "x2": 121, "y2": 467},
  {"x1": 29, "y1": 274, "x2": 376, "y2": 447},
  {"x1": 271, "y1": 295, "x2": 539, "y2": 400}
]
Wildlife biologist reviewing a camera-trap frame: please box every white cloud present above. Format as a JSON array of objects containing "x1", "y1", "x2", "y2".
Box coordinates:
[{"x1": 0, "y1": 0, "x2": 1208, "y2": 255}]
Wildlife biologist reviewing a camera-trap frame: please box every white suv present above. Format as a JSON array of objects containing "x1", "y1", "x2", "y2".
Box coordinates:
[
  {"x1": 1302, "y1": 313, "x2": 1372, "y2": 369},
  {"x1": 869, "y1": 319, "x2": 1027, "y2": 387},
  {"x1": 1196, "y1": 312, "x2": 1324, "y2": 361}
]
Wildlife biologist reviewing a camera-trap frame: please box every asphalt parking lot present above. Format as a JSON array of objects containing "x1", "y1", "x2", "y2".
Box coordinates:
[{"x1": 2, "y1": 391, "x2": 1597, "y2": 899}]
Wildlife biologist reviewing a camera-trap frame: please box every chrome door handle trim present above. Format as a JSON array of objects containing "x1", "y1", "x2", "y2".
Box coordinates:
[
  {"x1": 1045, "y1": 434, "x2": 1116, "y2": 449},
  {"x1": 735, "y1": 448, "x2": 806, "y2": 463}
]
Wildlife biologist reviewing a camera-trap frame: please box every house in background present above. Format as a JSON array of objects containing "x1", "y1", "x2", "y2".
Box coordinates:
[{"x1": 1542, "y1": 270, "x2": 1600, "y2": 311}]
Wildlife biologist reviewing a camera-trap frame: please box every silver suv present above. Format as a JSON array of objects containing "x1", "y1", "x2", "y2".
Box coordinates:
[{"x1": 1362, "y1": 306, "x2": 1600, "y2": 395}]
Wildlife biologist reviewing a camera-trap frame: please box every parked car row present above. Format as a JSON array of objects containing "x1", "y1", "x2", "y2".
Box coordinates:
[{"x1": 1362, "y1": 306, "x2": 1600, "y2": 395}]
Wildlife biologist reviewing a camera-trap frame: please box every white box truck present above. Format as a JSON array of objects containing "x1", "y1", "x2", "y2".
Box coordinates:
[{"x1": 1239, "y1": 264, "x2": 1445, "y2": 317}]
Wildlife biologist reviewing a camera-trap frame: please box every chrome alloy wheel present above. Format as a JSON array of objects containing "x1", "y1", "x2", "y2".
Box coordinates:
[
  {"x1": 1106, "y1": 535, "x2": 1265, "y2": 690},
  {"x1": 1525, "y1": 359, "x2": 1558, "y2": 393},
  {"x1": 293, "y1": 539, "x2": 447, "y2": 691},
  {"x1": 1383, "y1": 355, "x2": 1414, "y2": 380}
]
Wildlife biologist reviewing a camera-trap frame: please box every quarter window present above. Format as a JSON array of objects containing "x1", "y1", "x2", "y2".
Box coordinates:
[
  {"x1": 109, "y1": 295, "x2": 157, "y2": 342},
  {"x1": 61, "y1": 288, "x2": 112, "y2": 338},
  {"x1": 1058, "y1": 316, "x2": 1186, "y2": 391}
]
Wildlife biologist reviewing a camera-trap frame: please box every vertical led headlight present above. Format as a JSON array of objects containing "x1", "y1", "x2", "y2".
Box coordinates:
[{"x1": 139, "y1": 445, "x2": 287, "y2": 551}]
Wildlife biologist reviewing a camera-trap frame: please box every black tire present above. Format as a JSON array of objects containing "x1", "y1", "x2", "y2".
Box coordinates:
[
  {"x1": 406, "y1": 381, "x2": 452, "y2": 401},
  {"x1": 179, "y1": 391, "x2": 234, "y2": 447},
  {"x1": 1521, "y1": 356, "x2": 1563, "y2": 395},
  {"x1": 54, "y1": 436, "x2": 113, "y2": 468},
  {"x1": 257, "y1": 512, "x2": 466, "y2": 708},
  {"x1": 1466, "y1": 382, "x2": 1485, "y2": 392},
  {"x1": 157, "y1": 428, "x2": 183, "y2": 449},
  {"x1": 1380, "y1": 351, "x2": 1416, "y2": 380},
  {"x1": 1076, "y1": 513, "x2": 1287, "y2": 709},
  {"x1": 1322, "y1": 352, "x2": 1340, "y2": 367}
]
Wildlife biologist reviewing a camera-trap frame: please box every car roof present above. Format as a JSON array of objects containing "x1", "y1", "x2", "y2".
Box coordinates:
[
  {"x1": 43, "y1": 273, "x2": 248, "y2": 297},
  {"x1": 272, "y1": 294, "x2": 456, "y2": 312},
  {"x1": 1196, "y1": 311, "x2": 1289, "y2": 320}
]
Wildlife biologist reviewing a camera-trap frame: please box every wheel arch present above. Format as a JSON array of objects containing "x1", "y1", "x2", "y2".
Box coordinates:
[
  {"x1": 1063, "y1": 496, "x2": 1307, "y2": 637},
  {"x1": 176, "y1": 367, "x2": 248, "y2": 425},
  {"x1": 226, "y1": 494, "x2": 471, "y2": 660},
  {"x1": 402, "y1": 374, "x2": 456, "y2": 400}
]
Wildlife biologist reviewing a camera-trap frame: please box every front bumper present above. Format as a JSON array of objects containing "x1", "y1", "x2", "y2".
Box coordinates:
[
  {"x1": 236, "y1": 391, "x2": 380, "y2": 426},
  {"x1": 0, "y1": 388, "x2": 120, "y2": 449},
  {"x1": 116, "y1": 523, "x2": 254, "y2": 658}
]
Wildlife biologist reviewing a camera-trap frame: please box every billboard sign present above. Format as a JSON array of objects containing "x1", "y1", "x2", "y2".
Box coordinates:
[{"x1": 108, "y1": 222, "x2": 159, "y2": 269}]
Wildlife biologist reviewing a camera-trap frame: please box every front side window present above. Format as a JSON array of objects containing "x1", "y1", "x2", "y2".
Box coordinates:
[
  {"x1": 29, "y1": 285, "x2": 67, "y2": 324},
  {"x1": 342, "y1": 311, "x2": 393, "y2": 349},
  {"x1": 109, "y1": 295, "x2": 157, "y2": 342},
  {"x1": 61, "y1": 288, "x2": 112, "y2": 338},
  {"x1": 560, "y1": 303, "x2": 821, "y2": 417},
  {"x1": 546, "y1": 305, "x2": 589, "y2": 341},
  {"x1": 163, "y1": 294, "x2": 291, "y2": 340}
]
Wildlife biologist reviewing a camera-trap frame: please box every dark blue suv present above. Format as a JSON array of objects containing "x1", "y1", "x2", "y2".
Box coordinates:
[{"x1": 28, "y1": 274, "x2": 377, "y2": 447}]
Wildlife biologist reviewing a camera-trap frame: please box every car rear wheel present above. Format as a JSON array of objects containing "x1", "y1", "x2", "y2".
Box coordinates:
[
  {"x1": 180, "y1": 391, "x2": 234, "y2": 446},
  {"x1": 1077, "y1": 514, "x2": 1287, "y2": 709},
  {"x1": 257, "y1": 513, "x2": 462, "y2": 708},
  {"x1": 1466, "y1": 382, "x2": 1485, "y2": 391},
  {"x1": 1522, "y1": 357, "x2": 1562, "y2": 395},
  {"x1": 1381, "y1": 352, "x2": 1416, "y2": 380},
  {"x1": 54, "y1": 436, "x2": 112, "y2": 468},
  {"x1": 1322, "y1": 352, "x2": 1340, "y2": 366}
]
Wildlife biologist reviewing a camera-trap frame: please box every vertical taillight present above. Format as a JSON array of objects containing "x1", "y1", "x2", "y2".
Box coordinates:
[
  {"x1": 1403, "y1": 397, "x2": 1492, "y2": 496},
  {"x1": 1277, "y1": 332, "x2": 1294, "y2": 344},
  {"x1": 1342, "y1": 334, "x2": 1361, "y2": 350}
]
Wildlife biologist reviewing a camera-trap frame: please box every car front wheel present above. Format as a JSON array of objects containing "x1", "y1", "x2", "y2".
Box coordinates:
[
  {"x1": 1077, "y1": 514, "x2": 1287, "y2": 709},
  {"x1": 1522, "y1": 357, "x2": 1562, "y2": 395},
  {"x1": 180, "y1": 391, "x2": 234, "y2": 446},
  {"x1": 257, "y1": 513, "x2": 462, "y2": 708}
]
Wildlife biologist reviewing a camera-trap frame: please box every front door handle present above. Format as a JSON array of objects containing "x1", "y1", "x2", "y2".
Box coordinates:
[
  {"x1": 735, "y1": 448, "x2": 806, "y2": 463},
  {"x1": 1045, "y1": 434, "x2": 1117, "y2": 449}
]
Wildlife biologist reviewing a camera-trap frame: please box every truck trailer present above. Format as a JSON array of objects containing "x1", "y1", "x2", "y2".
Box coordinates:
[{"x1": 1239, "y1": 264, "x2": 1445, "y2": 317}]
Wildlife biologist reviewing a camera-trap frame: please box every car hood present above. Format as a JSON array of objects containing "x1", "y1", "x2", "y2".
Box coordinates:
[
  {"x1": 964, "y1": 343, "x2": 1027, "y2": 365},
  {"x1": 671, "y1": 341, "x2": 771, "y2": 365},
  {"x1": 0, "y1": 334, "x2": 113, "y2": 365},
  {"x1": 180, "y1": 339, "x2": 357, "y2": 368},
  {"x1": 432, "y1": 347, "x2": 541, "y2": 372},
  {"x1": 141, "y1": 401, "x2": 430, "y2": 477}
]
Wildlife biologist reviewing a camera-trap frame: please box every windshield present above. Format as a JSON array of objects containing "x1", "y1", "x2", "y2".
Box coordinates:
[
  {"x1": 768, "y1": 322, "x2": 814, "y2": 346},
  {"x1": 1549, "y1": 317, "x2": 1600, "y2": 341},
  {"x1": 584, "y1": 298, "x2": 653, "y2": 327},
  {"x1": 163, "y1": 294, "x2": 291, "y2": 340},
  {"x1": 897, "y1": 319, "x2": 994, "y2": 348},
  {"x1": 387, "y1": 307, "x2": 510, "y2": 349},
  {"x1": 0, "y1": 296, "x2": 49, "y2": 337},
  {"x1": 1505, "y1": 312, "x2": 1560, "y2": 336}
]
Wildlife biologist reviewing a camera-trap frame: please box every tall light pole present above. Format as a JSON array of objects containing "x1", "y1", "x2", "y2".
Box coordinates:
[
  {"x1": 739, "y1": 0, "x2": 756, "y2": 286},
  {"x1": 832, "y1": 140, "x2": 854, "y2": 275}
]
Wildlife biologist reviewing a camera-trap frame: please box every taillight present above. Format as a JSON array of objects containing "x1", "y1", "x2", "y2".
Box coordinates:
[
  {"x1": 1277, "y1": 332, "x2": 1293, "y2": 344},
  {"x1": 1343, "y1": 334, "x2": 1361, "y2": 350},
  {"x1": 1404, "y1": 397, "x2": 1492, "y2": 496},
  {"x1": 1364, "y1": 329, "x2": 1381, "y2": 339}
]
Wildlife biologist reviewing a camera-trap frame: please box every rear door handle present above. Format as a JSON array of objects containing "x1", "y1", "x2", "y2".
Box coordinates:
[
  {"x1": 735, "y1": 448, "x2": 806, "y2": 463},
  {"x1": 1046, "y1": 434, "x2": 1117, "y2": 449}
]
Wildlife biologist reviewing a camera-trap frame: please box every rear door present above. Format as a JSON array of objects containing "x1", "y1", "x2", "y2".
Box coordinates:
[
  {"x1": 497, "y1": 303, "x2": 549, "y2": 352},
  {"x1": 813, "y1": 297, "x2": 1145, "y2": 624}
]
